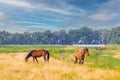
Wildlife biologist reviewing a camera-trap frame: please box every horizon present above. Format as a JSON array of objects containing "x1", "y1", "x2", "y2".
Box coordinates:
[{"x1": 0, "y1": 0, "x2": 120, "y2": 32}]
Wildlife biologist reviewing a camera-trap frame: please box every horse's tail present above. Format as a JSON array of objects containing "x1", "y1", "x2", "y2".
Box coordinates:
[
  {"x1": 25, "y1": 50, "x2": 34, "y2": 62},
  {"x1": 46, "y1": 50, "x2": 50, "y2": 61}
]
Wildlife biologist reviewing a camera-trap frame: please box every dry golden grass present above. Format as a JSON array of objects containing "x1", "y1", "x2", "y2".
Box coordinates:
[
  {"x1": 111, "y1": 50, "x2": 120, "y2": 58},
  {"x1": 0, "y1": 53, "x2": 120, "y2": 80}
]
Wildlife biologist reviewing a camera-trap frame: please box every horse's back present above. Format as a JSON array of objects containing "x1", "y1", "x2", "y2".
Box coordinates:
[{"x1": 32, "y1": 49, "x2": 46, "y2": 57}]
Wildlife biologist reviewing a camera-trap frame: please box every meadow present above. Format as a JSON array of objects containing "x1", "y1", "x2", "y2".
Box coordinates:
[{"x1": 0, "y1": 45, "x2": 120, "y2": 80}]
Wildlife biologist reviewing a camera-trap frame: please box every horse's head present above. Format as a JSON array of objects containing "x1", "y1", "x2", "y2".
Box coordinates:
[
  {"x1": 84, "y1": 48, "x2": 89, "y2": 56},
  {"x1": 25, "y1": 57, "x2": 28, "y2": 62}
]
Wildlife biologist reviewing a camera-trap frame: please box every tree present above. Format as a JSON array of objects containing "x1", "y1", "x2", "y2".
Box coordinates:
[
  {"x1": 0, "y1": 26, "x2": 120, "y2": 44},
  {"x1": 41, "y1": 30, "x2": 53, "y2": 44},
  {"x1": 92, "y1": 30, "x2": 102, "y2": 44},
  {"x1": 100, "y1": 29, "x2": 110, "y2": 44},
  {"x1": 79, "y1": 26, "x2": 93, "y2": 44},
  {"x1": 110, "y1": 27, "x2": 120, "y2": 44}
]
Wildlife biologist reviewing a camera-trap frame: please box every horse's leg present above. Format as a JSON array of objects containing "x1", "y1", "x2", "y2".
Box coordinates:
[
  {"x1": 74, "y1": 57, "x2": 78, "y2": 63},
  {"x1": 81, "y1": 58, "x2": 84, "y2": 64},
  {"x1": 78, "y1": 57, "x2": 84, "y2": 64},
  {"x1": 43, "y1": 56, "x2": 46, "y2": 62},
  {"x1": 79, "y1": 58, "x2": 82, "y2": 64},
  {"x1": 81, "y1": 60, "x2": 84, "y2": 64},
  {"x1": 33, "y1": 57, "x2": 35, "y2": 62},
  {"x1": 35, "y1": 57, "x2": 39, "y2": 63}
]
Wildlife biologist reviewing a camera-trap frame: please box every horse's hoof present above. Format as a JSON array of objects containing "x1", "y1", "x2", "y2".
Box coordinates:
[{"x1": 74, "y1": 61, "x2": 76, "y2": 63}]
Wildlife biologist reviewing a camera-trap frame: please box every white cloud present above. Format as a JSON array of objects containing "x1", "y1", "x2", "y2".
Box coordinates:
[
  {"x1": 2, "y1": 0, "x2": 120, "y2": 30},
  {"x1": 11, "y1": 20, "x2": 45, "y2": 25},
  {"x1": 0, "y1": 12, "x2": 5, "y2": 20},
  {"x1": 0, "y1": 0, "x2": 84, "y2": 16},
  {"x1": 41, "y1": 7, "x2": 72, "y2": 15},
  {"x1": 88, "y1": 0, "x2": 120, "y2": 21},
  {"x1": 0, "y1": 12, "x2": 10, "y2": 21},
  {"x1": 89, "y1": 13, "x2": 118, "y2": 21},
  {"x1": 0, "y1": 0, "x2": 34, "y2": 9},
  {"x1": 0, "y1": 26, "x2": 46, "y2": 32}
]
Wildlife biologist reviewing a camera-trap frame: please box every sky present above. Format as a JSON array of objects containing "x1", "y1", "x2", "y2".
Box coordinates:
[{"x1": 0, "y1": 0, "x2": 120, "y2": 32}]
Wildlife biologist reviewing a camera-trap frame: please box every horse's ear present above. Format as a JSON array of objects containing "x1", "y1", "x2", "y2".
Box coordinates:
[
  {"x1": 84, "y1": 47, "x2": 86, "y2": 50},
  {"x1": 84, "y1": 47, "x2": 88, "y2": 51},
  {"x1": 85, "y1": 47, "x2": 88, "y2": 49}
]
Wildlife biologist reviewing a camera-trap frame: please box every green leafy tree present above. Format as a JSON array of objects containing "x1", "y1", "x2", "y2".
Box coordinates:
[{"x1": 110, "y1": 27, "x2": 120, "y2": 44}]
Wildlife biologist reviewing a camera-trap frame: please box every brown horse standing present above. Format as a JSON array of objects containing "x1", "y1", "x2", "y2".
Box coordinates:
[
  {"x1": 25, "y1": 49, "x2": 50, "y2": 63},
  {"x1": 74, "y1": 48, "x2": 89, "y2": 64}
]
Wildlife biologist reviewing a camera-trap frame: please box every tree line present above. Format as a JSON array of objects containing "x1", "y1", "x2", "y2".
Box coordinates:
[{"x1": 0, "y1": 26, "x2": 120, "y2": 44}]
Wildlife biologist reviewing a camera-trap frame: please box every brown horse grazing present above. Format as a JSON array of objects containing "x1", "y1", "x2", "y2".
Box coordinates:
[
  {"x1": 25, "y1": 49, "x2": 50, "y2": 63},
  {"x1": 74, "y1": 48, "x2": 89, "y2": 64}
]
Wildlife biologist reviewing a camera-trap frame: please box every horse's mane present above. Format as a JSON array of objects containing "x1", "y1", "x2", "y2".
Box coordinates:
[
  {"x1": 25, "y1": 50, "x2": 34, "y2": 59},
  {"x1": 84, "y1": 48, "x2": 88, "y2": 51}
]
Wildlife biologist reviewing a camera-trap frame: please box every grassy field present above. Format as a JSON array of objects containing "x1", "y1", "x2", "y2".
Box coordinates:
[{"x1": 0, "y1": 45, "x2": 120, "y2": 80}]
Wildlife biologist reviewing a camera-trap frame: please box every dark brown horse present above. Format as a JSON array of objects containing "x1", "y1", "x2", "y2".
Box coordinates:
[
  {"x1": 25, "y1": 49, "x2": 50, "y2": 63},
  {"x1": 74, "y1": 48, "x2": 89, "y2": 64}
]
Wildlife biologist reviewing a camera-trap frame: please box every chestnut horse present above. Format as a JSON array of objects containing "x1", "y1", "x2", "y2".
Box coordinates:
[
  {"x1": 74, "y1": 48, "x2": 89, "y2": 64},
  {"x1": 25, "y1": 49, "x2": 50, "y2": 63}
]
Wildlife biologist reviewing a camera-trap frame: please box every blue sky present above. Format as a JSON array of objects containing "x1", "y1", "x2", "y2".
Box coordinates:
[{"x1": 0, "y1": 0, "x2": 120, "y2": 32}]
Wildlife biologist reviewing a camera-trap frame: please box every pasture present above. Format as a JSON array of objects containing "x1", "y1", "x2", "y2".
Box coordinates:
[{"x1": 0, "y1": 45, "x2": 120, "y2": 80}]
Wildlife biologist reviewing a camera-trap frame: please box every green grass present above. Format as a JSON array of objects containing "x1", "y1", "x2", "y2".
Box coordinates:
[
  {"x1": 0, "y1": 45, "x2": 66, "y2": 53},
  {"x1": 1, "y1": 45, "x2": 120, "y2": 70},
  {"x1": 86, "y1": 49, "x2": 120, "y2": 70}
]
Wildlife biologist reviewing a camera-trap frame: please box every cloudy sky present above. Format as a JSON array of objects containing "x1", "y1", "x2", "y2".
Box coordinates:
[{"x1": 0, "y1": 0, "x2": 120, "y2": 32}]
